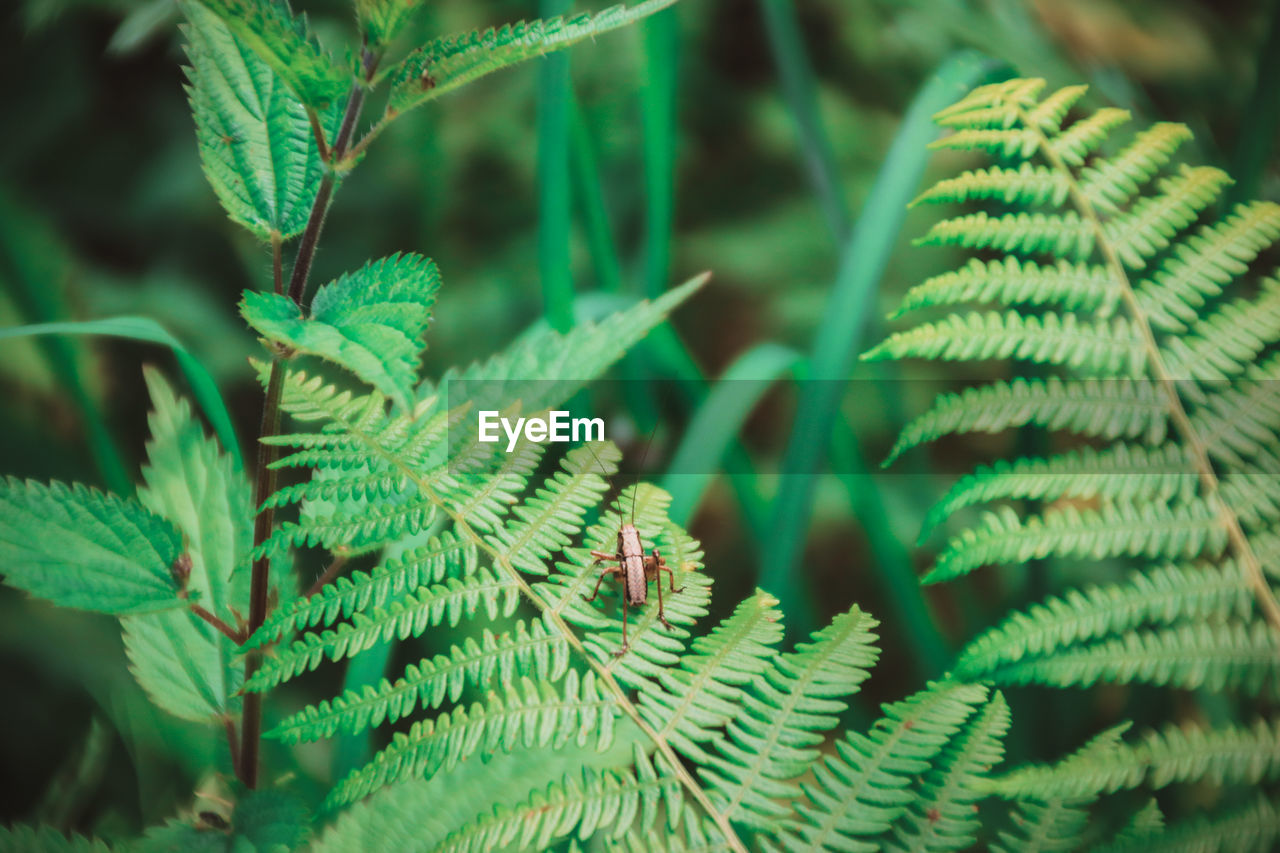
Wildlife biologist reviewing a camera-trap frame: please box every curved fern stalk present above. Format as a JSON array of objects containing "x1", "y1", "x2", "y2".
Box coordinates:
[{"x1": 868, "y1": 77, "x2": 1280, "y2": 628}]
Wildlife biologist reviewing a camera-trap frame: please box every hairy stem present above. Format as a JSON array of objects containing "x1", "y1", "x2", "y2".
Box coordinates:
[
  {"x1": 304, "y1": 555, "x2": 349, "y2": 599},
  {"x1": 1020, "y1": 106, "x2": 1280, "y2": 631},
  {"x1": 240, "y1": 71, "x2": 374, "y2": 788},
  {"x1": 240, "y1": 357, "x2": 284, "y2": 788},
  {"x1": 285, "y1": 86, "x2": 367, "y2": 306}
]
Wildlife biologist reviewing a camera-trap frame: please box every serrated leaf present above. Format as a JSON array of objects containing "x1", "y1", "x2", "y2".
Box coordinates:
[
  {"x1": 122, "y1": 371, "x2": 248, "y2": 724},
  {"x1": 356, "y1": 0, "x2": 418, "y2": 47},
  {"x1": 191, "y1": 0, "x2": 348, "y2": 108},
  {"x1": 385, "y1": 0, "x2": 679, "y2": 118},
  {"x1": 182, "y1": 0, "x2": 341, "y2": 239},
  {"x1": 139, "y1": 368, "x2": 253, "y2": 620},
  {"x1": 0, "y1": 479, "x2": 183, "y2": 615},
  {"x1": 242, "y1": 254, "x2": 440, "y2": 409}
]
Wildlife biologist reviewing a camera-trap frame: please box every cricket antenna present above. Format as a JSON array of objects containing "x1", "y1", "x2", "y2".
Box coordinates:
[{"x1": 630, "y1": 423, "x2": 659, "y2": 527}]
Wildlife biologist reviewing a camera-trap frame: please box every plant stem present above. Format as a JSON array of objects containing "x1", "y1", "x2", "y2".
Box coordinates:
[
  {"x1": 189, "y1": 603, "x2": 245, "y2": 643},
  {"x1": 239, "y1": 356, "x2": 284, "y2": 788},
  {"x1": 239, "y1": 71, "x2": 373, "y2": 788},
  {"x1": 286, "y1": 86, "x2": 368, "y2": 306}
]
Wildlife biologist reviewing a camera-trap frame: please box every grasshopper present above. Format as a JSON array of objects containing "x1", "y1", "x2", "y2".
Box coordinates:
[{"x1": 580, "y1": 441, "x2": 684, "y2": 656}]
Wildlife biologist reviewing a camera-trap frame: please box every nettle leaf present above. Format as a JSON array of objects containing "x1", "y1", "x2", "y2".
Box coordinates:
[
  {"x1": 384, "y1": 0, "x2": 679, "y2": 119},
  {"x1": 124, "y1": 371, "x2": 249, "y2": 724},
  {"x1": 139, "y1": 368, "x2": 253, "y2": 618},
  {"x1": 355, "y1": 0, "x2": 419, "y2": 48},
  {"x1": 242, "y1": 253, "x2": 440, "y2": 409},
  {"x1": 0, "y1": 479, "x2": 183, "y2": 615},
  {"x1": 191, "y1": 0, "x2": 348, "y2": 109},
  {"x1": 0, "y1": 824, "x2": 111, "y2": 853},
  {"x1": 183, "y1": 0, "x2": 341, "y2": 239}
]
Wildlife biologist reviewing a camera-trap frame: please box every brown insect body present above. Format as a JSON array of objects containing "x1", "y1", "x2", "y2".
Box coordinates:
[
  {"x1": 583, "y1": 517, "x2": 684, "y2": 656},
  {"x1": 618, "y1": 524, "x2": 647, "y2": 605}
]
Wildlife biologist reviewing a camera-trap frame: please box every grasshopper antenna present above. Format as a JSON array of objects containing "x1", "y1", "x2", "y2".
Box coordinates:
[{"x1": 629, "y1": 423, "x2": 660, "y2": 528}]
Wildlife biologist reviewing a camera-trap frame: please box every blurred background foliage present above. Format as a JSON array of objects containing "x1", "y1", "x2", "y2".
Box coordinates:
[{"x1": 1, "y1": 0, "x2": 1278, "y2": 837}]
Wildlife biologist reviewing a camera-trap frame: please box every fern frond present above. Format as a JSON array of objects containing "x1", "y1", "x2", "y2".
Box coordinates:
[
  {"x1": 993, "y1": 797, "x2": 1093, "y2": 853},
  {"x1": 917, "y1": 210, "x2": 1094, "y2": 260},
  {"x1": 865, "y1": 311, "x2": 1143, "y2": 375},
  {"x1": 1080, "y1": 122, "x2": 1193, "y2": 212},
  {"x1": 439, "y1": 748, "x2": 682, "y2": 853},
  {"x1": 246, "y1": 532, "x2": 474, "y2": 647},
  {"x1": 891, "y1": 257, "x2": 1116, "y2": 319},
  {"x1": 267, "y1": 494, "x2": 440, "y2": 555},
  {"x1": 491, "y1": 443, "x2": 618, "y2": 576},
  {"x1": 985, "y1": 718, "x2": 1280, "y2": 801},
  {"x1": 701, "y1": 605, "x2": 880, "y2": 830},
  {"x1": 325, "y1": 670, "x2": 617, "y2": 808},
  {"x1": 772, "y1": 682, "x2": 989, "y2": 852},
  {"x1": 924, "y1": 502, "x2": 1226, "y2": 584},
  {"x1": 1104, "y1": 165, "x2": 1231, "y2": 269},
  {"x1": 244, "y1": 568, "x2": 519, "y2": 690},
  {"x1": 638, "y1": 591, "x2": 785, "y2": 762},
  {"x1": 884, "y1": 691, "x2": 1011, "y2": 853},
  {"x1": 984, "y1": 621, "x2": 1280, "y2": 694},
  {"x1": 1135, "y1": 201, "x2": 1280, "y2": 332},
  {"x1": 912, "y1": 163, "x2": 1068, "y2": 208},
  {"x1": 1162, "y1": 278, "x2": 1280, "y2": 381},
  {"x1": 1091, "y1": 795, "x2": 1280, "y2": 853},
  {"x1": 954, "y1": 561, "x2": 1252, "y2": 679},
  {"x1": 886, "y1": 378, "x2": 1168, "y2": 465},
  {"x1": 924, "y1": 443, "x2": 1195, "y2": 537},
  {"x1": 1047, "y1": 107, "x2": 1130, "y2": 165},
  {"x1": 269, "y1": 620, "x2": 569, "y2": 742}
]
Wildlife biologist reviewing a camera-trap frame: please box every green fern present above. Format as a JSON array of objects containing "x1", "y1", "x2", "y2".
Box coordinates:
[{"x1": 872, "y1": 75, "x2": 1280, "y2": 852}]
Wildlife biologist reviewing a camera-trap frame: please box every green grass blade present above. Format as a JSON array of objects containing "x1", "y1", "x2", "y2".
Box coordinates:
[
  {"x1": 0, "y1": 318, "x2": 242, "y2": 470},
  {"x1": 1228, "y1": 1, "x2": 1280, "y2": 207},
  {"x1": 758, "y1": 0, "x2": 850, "y2": 241},
  {"x1": 571, "y1": 96, "x2": 624, "y2": 295},
  {"x1": 538, "y1": 0, "x2": 575, "y2": 333},
  {"x1": 760, "y1": 51, "x2": 1008, "y2": 636},
  {"x1": 641, "y1": 8, "x2": 680, "y2": 299},
  {"x1": 662, "y1": 342, "x2": 802, "y2": 526}
]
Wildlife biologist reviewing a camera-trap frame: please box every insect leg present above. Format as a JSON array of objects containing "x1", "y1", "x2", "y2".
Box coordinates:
[
  {"x1": 655, "y1": 565, "x2": 673, "y2": 630},
  {"x1": 654, "y1": 549, "x2": 685, "y2": 593},
  {"x1": 581, "y1": 565, "x2": 618, "y2": 602},
  {"x1": 614, "y1": 596, "x2": 629, "y2": 657},
  {"x1": 589, "y1": 550, "x2": 615, "y2": 564}
]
